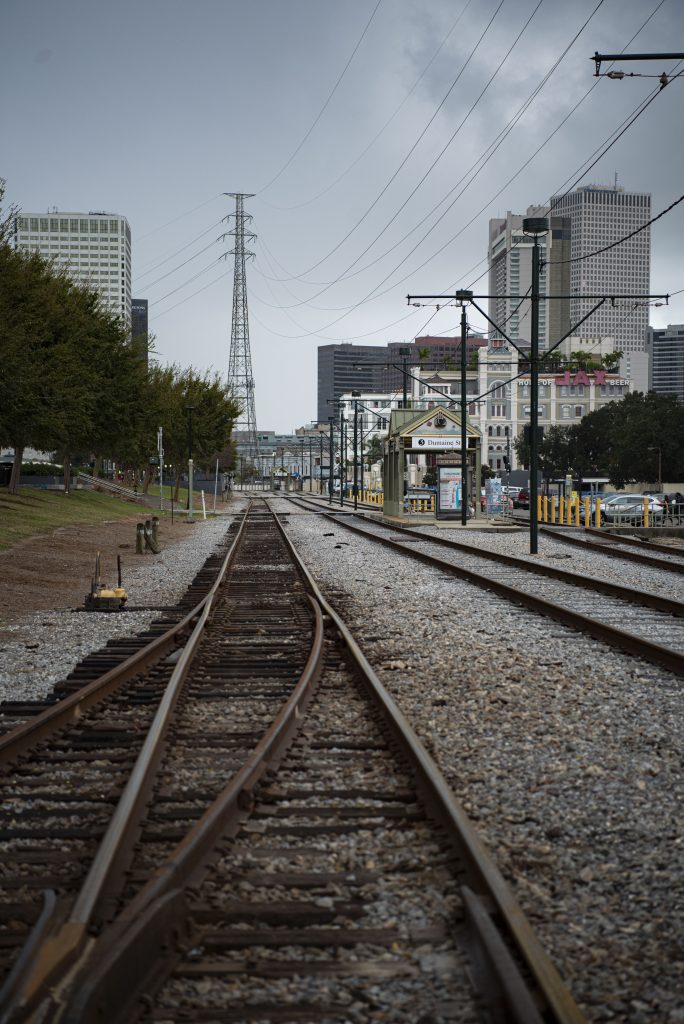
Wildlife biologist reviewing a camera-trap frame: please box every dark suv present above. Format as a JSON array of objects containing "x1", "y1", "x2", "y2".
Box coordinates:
[{"x1": 513, "y1": 489, "x2": 530, "y2": 509}]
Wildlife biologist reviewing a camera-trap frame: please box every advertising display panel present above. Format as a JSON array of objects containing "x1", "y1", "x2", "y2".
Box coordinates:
[
  {"x1": 485, "y1": 477, "x2": 503, "y2": 515},
  {"x1": 437, "y1": 466, "x2": 462, "y2": 520}
]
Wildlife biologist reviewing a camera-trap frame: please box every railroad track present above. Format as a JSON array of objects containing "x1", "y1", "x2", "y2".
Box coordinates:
[
  {"x1": 283, "y1": 494, "x2": 684, "y2": 677},
  {"x1": 540, "y1": 524, "x2": 684, "y2": 574},
  {"x1": 0, "y1": 500, "x2": 584, "y2": 1023}
]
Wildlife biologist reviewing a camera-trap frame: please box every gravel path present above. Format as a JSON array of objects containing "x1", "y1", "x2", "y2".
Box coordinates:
[
  {"x1": 277, "y1": 501, "x2": 683, "y2": 1024},
  {"x1": 0, "y1": 514, "x2": 235, "y2": 704}
]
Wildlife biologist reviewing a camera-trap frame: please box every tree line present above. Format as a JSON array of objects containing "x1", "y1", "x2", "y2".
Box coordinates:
[
  {"x1": 514, "y1": 390, "x2": 684, "y2": 489},
  {"x1": 0, "y1": 185, "x2": 240, "y2": 496}
]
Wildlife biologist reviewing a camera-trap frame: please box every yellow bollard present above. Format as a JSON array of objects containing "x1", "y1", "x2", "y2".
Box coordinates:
[
  {"x1": 595, "y1": 499, "x2": 601, "y2": 528},
  {"x1": 574, "y1": 497, "x2": 580, "y2": 527},
  {"x1": 644, "y1": 497, "x2": 649, "y2": 528},
  {"x1": 550, "y1": 496, "x2": 556, "y2": 524},
  {"x1": 567, "y1": 497, "x2": 573, "y2": 526},
  {"x1": 559, "y1": 496, "x2": 565, "y2": 523},
  {"x1": 537, "y1": 494, "x2": 543, "y2": 520},
  {"x1": 584, "y1": 497, "x2": 590, "y2": 528},
  {"x1": 542, "y1": 495, "x2": 548, "y2": 522}
]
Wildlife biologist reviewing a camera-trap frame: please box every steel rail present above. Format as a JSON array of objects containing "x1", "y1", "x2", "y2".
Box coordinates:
[
  {"x1": 0, "y1": 513, "x2": 246, "y2": 768},
  {"x1": 540, "y1": 525, "x2": 684, "y2": 575},
  {"x1": 0, "y1": 507, "x2": 250, "y2": 1021},
  {"x1": 296, "y1": 503, "x2": 684, "y2": 678},
  {"x1": 583, "y1": 524, "x2": 684, "y2": 559},
  {"x1": 294, "y1": 498, "x2": 684, "y2": 619},
  {"x1": 59, "y1": 503, "x2": 585, "y2": 1024}
]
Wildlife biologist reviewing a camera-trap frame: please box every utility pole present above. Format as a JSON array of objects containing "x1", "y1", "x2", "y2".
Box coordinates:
[
  {"x1": 185, "y1": 405, "x2": 195, "y2": 522},
  {"x1": 328, "y1": 417, "x2": 335, "y2": 504},
  {"x1": 224, "y1": 193, "x2": 259, "y2": 465},
  {"x1": 525, "y1": 216, "x2": 548, "y2": 554},
  {"x1": 408, "y1": 281, "x2": 669, "y2": 553},
  {"x1": 457, "y1": 292, "x2": 472, "y2": 526},
  {"x1": 339, "y1": 407, "x2": 345, "y2": 507}
]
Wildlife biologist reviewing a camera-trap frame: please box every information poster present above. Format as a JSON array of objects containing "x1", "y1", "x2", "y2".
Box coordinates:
[
  {"x1": 437, "y1": 466, "x2": 462, "y2": 519},
  {"x1": 485, "y1": 477, "x2": 502, "y2": 515}
]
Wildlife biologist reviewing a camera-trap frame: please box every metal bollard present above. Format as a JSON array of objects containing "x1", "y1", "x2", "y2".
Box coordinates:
[{"x1": 136, "y1": 523, "x2": 145, "y2": 554}]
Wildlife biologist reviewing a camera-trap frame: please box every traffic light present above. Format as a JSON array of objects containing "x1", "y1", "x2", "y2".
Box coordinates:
[{"x1": 503, "y1": 455, "x2": 511, "y2": 471}]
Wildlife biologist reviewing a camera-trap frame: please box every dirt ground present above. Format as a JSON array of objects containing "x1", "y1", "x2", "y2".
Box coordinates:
[{"x1": 0, "y1": 516, "x2": 195, "y2": 629}]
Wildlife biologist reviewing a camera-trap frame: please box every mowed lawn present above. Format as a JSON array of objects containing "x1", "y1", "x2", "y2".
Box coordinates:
[{"x1": 0, "y1": 488, "x2": 147, "y2": 551}]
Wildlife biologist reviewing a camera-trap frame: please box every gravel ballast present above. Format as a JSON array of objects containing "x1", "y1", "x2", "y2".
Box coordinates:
[
  {"x1": 1, "y1": 498, "x2": 681, "y2": 1022},
  {"x1": 0, "y1": 514, "x2": 233, "y2": 704},
  {"x1": 277, "y1": 502, "x2": 683, "y2": 1024}
]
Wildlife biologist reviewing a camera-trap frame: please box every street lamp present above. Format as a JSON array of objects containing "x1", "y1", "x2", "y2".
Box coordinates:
[
  {"x1": 184, "y1": 404, "x2": 195, "y2": 522},
  {"x1": 648, "y1": 446, "x2": 662, "y2": 492},
  {"x1": 328, "y1": 416, "x2": 335, "y2": 504},
  {"x1": 522, "y1": 215, "x2": 549, "y2": 555}
]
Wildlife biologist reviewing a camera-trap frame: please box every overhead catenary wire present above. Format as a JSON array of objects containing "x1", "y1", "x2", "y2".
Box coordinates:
[
  {"x1": 251, "y1": 0, "x2": 630, "y2": 333},
  {"x1": 260, "y1": 0, "x2": 475, "y2": 213},
  {"x1": 262, "y1": 0, "x2": 543, "y2": 307},
  {"x1": 256, "y1": 0, "x2": 383, "y2": 197},
  {"x1": 273, "y1": 0, "x2": 508, "y2": 284}
]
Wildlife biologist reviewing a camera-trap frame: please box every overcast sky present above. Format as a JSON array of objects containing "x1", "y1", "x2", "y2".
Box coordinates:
[{"x1": 3, "y1": 0, "x2": 683, "y2": 432}]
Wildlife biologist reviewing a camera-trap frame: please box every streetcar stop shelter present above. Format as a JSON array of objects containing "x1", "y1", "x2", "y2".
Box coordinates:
[{"x1": 382, "y1": 406, "x2": 482, "y2": 521}]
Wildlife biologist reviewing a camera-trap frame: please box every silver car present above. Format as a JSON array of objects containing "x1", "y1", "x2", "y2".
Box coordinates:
[{"x1": 602, "y1": 494, "x2": 664, "y2": 525}]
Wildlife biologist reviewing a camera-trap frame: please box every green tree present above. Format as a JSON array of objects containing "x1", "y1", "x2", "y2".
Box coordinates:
[{"x1": 364, "y1": 436, "x2": 384, "y2": 467}]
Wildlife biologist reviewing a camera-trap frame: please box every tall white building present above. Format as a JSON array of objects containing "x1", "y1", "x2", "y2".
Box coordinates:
[
  {"x1": 548, "y1": 184, "x2": 651, "y2": 353},
  {"x1": 13, "y1": 210, "x2": 132, "y2": 321},
  {"x1": 488, "y1": 208, "x2": 571, "y2": 352}
]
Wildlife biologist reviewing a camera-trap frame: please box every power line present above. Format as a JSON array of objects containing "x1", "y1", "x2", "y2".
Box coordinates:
[
  {"x1": 256, "y1": 0, "x2": 383, "y2": 196},
  {"x1": 134, "y1": 220, "x2": 223, "y2": 280},
  {"x1": 136, "y1": 194, "x2": 223, "y2": 243},
  {"x1": 138, "y1": 238, "x2": 220, "y2": 293},
  {"x1": 284, "y1": 0, "x2": 543, "y2": 305},
  {"x1": 259, "y1": 0, "x2": 475, "y2": 213},
  {"x1": 149, "y1": 268, "x2": 228, "y2": 323},
  {"x1": 276, "y1": 0, "x2": 508, "y2": 283},
  {"x1": 254, "y1": 0, "x2": 609, "y2": 325}
]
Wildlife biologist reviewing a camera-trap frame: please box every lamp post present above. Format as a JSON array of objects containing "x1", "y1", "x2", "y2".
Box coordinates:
[
  {"x1": 351, "y1": 391, "x2": 360, "y2": 510},
  {"x1": 328, "y1": 416, "x2": 335, "y2": 504},
  {"x1": 522, "y1": 216, "x2": 548, "y2": 555},
  {"x1": 339, "y1": 407, "x2": 346, "y2": 507},
  {"x1": 184, "y1": 404, "x2": 195, "y2": 522},
  {"x1": 648, "y1": 446, "x2": 662, "y2": 492},
  {"x1": 455, "y1": 291, "x2": 473, "y2": 526},
  {"x1": 399, "y1": 347, "x2": 410, "y2": 408},
  {"x1": 319, "y1": 434, "x2": 324, "y2": 494}
]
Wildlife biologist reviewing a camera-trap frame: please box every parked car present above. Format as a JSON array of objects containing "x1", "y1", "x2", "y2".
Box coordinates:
[
  {"x1": 513, "y1": 488, "x2": 530, "y2": 509},
  {"x1": 602, "y1": 494, "x2": 664, "y2": 525}
]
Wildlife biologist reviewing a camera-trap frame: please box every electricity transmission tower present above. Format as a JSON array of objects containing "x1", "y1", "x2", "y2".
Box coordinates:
[{"x1": 225, "y1": 192, "x2": 259, "y2": 463}]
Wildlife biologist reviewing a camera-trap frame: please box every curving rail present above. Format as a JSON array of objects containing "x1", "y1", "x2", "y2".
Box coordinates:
[{"x1": 0, "y1": 500, "x2": 585, "y2": 1023}]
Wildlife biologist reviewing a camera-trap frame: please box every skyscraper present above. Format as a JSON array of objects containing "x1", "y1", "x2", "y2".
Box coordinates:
[
  {"x1": 13, "y1": 210, "x2": 132, "y2": 321},
  {"x1": 548, "y1": 184, "x2": 651, "y2": 353},
  {"x1": 488, "y1": 208, "x2": 570, "y2": 352},
  {"x1": 646, "y1": 324, "x2": 684, "y2": 403}
]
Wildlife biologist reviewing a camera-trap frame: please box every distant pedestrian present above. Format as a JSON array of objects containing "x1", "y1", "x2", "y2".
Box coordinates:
[
  {"x1": 662, "y1": 494, "x2": 671, "y2": 522},
  {"x1": 675, "y1": 492, "x2": 684, "y2": 522}
]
